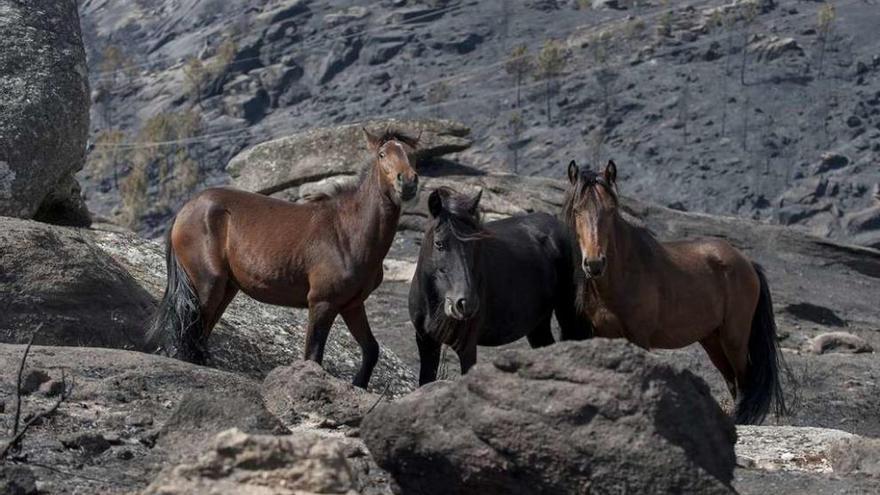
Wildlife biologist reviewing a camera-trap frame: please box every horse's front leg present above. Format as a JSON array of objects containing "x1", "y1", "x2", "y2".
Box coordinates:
[
  {"x1": 304, "y1": 300, "x2": 338, "y2": 364},
  {"x1": 457, "y1": 342, "x2": 477, "y2": 375},
  {"x1": 415, "y1": 324, "x2": 441, "y2": 386},
  {"x1": 341, "y1": 303, "x2": 380, "y2": 389}
]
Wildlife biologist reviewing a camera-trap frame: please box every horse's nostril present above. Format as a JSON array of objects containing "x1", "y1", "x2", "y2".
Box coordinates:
[
  {"x1": 397, "y1": 173, "x2": 403, "y2": 182},
  {"x1": 583, "y1": 257, "x2": 606, "y2": 276}
]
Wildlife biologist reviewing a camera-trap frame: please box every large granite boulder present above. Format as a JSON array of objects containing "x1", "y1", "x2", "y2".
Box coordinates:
[
  {"x1": 0, "y1": 217, "x2": 153, "y2": 348},
  {"x1": 226, "y1": 118, "x2": 472, "y2": 195},
  {"x1": 0, "y1": 0, "x2": 90, "y2": 225},
  {"x1": 362, "y1": 339, "x2": 737, "y2": 495}
]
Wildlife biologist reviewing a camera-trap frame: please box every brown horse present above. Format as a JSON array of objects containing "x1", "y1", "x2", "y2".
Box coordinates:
[
  {"x1": 146, "y1": 129, "x2": 420, "y2": 388},
  {"x1": 562, "y1": 160, "x2": 788, "y2": 424}
]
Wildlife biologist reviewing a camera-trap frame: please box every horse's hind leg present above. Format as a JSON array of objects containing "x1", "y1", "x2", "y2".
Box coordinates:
[
  {"x1": 719, "y1": 314, "x2": 753, "y2": 403},
  {"x1": 188, "y1": 274, "x2": 235, "y2": 363},
  {"x1": 526, "y1": 318, "x2": 555, "y2": 348},
  {"x1": 303, "y1": 300, "x2": 338, "y2": 365},
  {"x1": 699, "y1": 332, "x2": 737, "y2": 400},
  {"x1": 341, "y1": 303, "x2": 379, "y2": 389},
  {"x1": 204, "y1": 283, "x2": 239, "y2": 335}
]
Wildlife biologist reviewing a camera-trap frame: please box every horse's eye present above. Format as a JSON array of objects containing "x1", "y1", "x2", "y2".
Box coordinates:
[
  {"x1": 434, "y1": 241, "x2": 446, "y2": 251},
  {"x1": 379, "y1": 151, "x2": 386, "y2": 159}
]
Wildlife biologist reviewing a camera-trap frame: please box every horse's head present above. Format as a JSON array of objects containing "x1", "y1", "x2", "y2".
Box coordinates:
[
  {"x1": 425, "y1": 187, "x2": 484, "y2": 320},
  {"x1": 563, "y1": 159, "x2": 619, "y2": 279},
  {"x1": 363, "y1": 128, "x2": 420, "y2": 204}
]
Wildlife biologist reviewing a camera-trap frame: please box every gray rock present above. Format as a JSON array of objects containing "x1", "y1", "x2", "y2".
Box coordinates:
[
  {"x1": 61, "y1": 432, "x2": 112, "y2": 457},
  {"x1": 141, "y1": 428, "x2": 363, "y2": 495},
  {"x1": 317, "y1": 38, "x2": 363, "y2": 85},
  {"x1": 362, "y1": 340, "x2": 737, "y2": 495},
  {"x1": 829, "y1": 436, "x2": 880, "y2": 477},
  {"x1": 262, "y1": 360, "x2": 379, "y2": 428},
  {"x1": 0, "y1": 217, "x2": 154, "y2": 349},
  {"x1": 157, "y1": 390, "x2": 288, "y2": 459},
  {"x1": 736, "y1": 426, "x2": 856, "y2": 473},
  {"x1": 0, "y1": 0, "x2": 90, "y2": 225},
  {"x1": 227, "y1": 118, "x2": 472, "y2": 195},
  {"x1": 808, "y1": 332, "x2": 873, "y2": 355},
  {"x1": 37, "y1": 379, "x2": 66, "y2": 398},
  {"x1": 815, "y1": 153, "x2": 850, "y2": 174},
  {"x1": 0, "y1": 465, "x2": 37, "y2": 495},
  {"x1": 21, "y1": 369, "x2": 51, "y2": 395}
]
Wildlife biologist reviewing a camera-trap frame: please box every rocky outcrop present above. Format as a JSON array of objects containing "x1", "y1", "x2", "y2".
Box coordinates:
[
  {"x1": 226, "y1": 119, "x2": 472, "y2": 195},
  {"x1": 142, "y1": 428, "x2": 363, "y2": 495},
  {"x1": 362, "y1": 340, "x2": 737, "y2": 495},
  {"x1": 0, "y1": 217, "x2": 153, "y2": 349},
  {"x1": 0, "y1": 0, "x2": 90, "y2": 225},
  {"x1": 0, "y1": 344, "x2": 271, "y2": 493},
  {"x1": 262, "y1": 361, "x2": 379, "y2": 429}
]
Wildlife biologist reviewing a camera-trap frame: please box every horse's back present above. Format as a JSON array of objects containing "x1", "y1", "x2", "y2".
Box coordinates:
[
  {"x1": 484, "y1": 212, "x2": 570, "y2": 260},
  {"x1": 477, "y1": 213, "x2": 574, "y2": 342},
  {"x1": 664, "y1": 237, "x2": 754, "y2": 277}
]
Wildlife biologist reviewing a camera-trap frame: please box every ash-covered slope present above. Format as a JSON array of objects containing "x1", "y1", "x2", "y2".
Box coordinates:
[{"x1": 78, "y1": 0, "x2": 880, "y2": 246}]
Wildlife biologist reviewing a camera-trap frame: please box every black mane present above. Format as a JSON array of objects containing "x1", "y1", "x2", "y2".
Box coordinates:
[{"x1": 430, "y1": 187, "x2": 487, "y2": 242}]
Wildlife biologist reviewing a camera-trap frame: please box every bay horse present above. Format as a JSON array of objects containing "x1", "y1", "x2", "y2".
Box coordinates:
[
  {"x1": 146, "y1": 129, "x2": 420, "y2": 388},
  {"x1": 562, "y1": 160, "x2": 788, "y2": 424},
  {"x1": 409, "y1": 187, "x2": 591, "y2": 385}
]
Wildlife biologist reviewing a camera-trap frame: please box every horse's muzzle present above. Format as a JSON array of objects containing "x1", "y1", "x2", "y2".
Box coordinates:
[
  {"x1": 583, "y1": 255, "x2": 607, "y2": 279},
  {"x1": 445, "y1": 296, "x2": 478, "y2": 320},
  {"x1": 398, "y1": 174, "x2": 419, "y2": 202}
]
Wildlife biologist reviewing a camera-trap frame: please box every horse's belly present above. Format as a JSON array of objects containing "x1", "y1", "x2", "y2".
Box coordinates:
[{"x1": 237, "y1": 278, "x2": 310, "y2": 308}]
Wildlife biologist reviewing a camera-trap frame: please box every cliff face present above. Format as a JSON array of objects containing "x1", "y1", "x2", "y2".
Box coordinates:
[{"x1": 78, "y1": 0, "x2": 880, "y2": 246}]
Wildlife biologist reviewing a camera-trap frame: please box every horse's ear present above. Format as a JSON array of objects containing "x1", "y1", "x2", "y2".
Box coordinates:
[
  {"x1": 428, "y1": 189, "x2": 445, "y2": 218},
  {"x1": 468, "y1": 189, "x2": 483, "y2": 216},
  {"x1": 363, "y1": 128, "x2": 381, "y2": 151},
  {"x1": 567, "y1": 160, "x2": 579, "y2": 184},
  {"x1": 604, "y1": 160, "x2": 617, "y2": 185}
]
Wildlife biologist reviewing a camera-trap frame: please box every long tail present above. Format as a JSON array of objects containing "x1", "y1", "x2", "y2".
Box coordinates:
[
  {"x1": 735, "y1": 263, "x2": 790, "y2": 425},
  {"x1": 144, "y1": 220, "x2": 207, "y2": 364}
]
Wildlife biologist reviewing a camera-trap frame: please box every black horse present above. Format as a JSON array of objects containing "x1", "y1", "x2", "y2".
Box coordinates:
[{"x1": 409, "y1": 187, "x2": 591, "y2": 385}]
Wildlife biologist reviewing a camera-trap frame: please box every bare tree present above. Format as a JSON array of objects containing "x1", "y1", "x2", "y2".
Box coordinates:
[
  {"x1": 535, "y1": 39, "x2": 567, "y2": 125},
  {"x1": 88, "y1": 129, "x2": 129, "y2": 189},
  {"x1": 589, "y1": 32, "x2": 618, "y2": 118},
  {"x1": 427, "y1": 81, "x2": 452, "y2": 113},
  {"x1": 740, "y1": 1, "x2": 759, "y2": 86},
  {"x1": 183, "y1": 57, "x2": 208, "y2": 109},
  {"x1": 678, "y1": 78, "x2": 692, "y2": 145},
  {"x1": 587, "y1": 126, "x2": 606, "y2": 168},
  {"x1": 505, "y1": 44, "x2": 533, "y2": 109},
  {"x1": 720, "y1": 11, "x2": 738, "y2": 137},
  {"x1": 816, "y1": 2, "x2": 837, "y2": 78},
  {"x1": 96, "y1": 45, "x2": 134, "y2": 129},
  {"x1": 508, "y1": 112, "x2": 526, "y2": 174}
]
